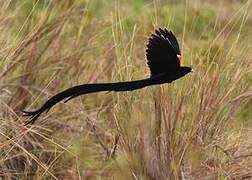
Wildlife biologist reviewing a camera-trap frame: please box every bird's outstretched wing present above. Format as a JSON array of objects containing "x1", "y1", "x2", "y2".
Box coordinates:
[{"x1": 146, "y1": 28, "x2": 181, "y2": 76}]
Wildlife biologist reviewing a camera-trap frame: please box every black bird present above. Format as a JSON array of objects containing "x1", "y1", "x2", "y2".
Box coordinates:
[{"x1": 22, "y1": 28, "x2": 192, "y2": 125}]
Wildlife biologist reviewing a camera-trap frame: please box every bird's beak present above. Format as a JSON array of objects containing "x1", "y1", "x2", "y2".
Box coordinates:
[{"x1": 191, "y1": 69, "x2": 194, "y2": 72}]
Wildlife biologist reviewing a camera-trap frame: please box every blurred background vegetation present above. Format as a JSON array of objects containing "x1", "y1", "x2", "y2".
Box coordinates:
[{"x1": 0, "y1": 0, "x2": 251, "y2": 179}]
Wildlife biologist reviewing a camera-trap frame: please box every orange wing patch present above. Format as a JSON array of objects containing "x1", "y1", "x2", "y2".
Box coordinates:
[{"x1": 177, "y1": 55, "x2": 182, "y2": 65}]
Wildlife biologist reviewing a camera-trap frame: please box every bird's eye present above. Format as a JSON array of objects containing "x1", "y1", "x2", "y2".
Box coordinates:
[{"x1": 177, "y1": 55, "x2": 182, "y2": 65}]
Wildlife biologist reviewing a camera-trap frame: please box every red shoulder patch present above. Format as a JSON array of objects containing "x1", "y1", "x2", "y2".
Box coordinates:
[{"x1": 177, "y1": 55, "x2": 182, "y2": 65}]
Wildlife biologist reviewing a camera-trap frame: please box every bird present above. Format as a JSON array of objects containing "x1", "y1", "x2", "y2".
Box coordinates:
[{"x1": 22, "y1": 28, "x2": 192, "y2": 125}]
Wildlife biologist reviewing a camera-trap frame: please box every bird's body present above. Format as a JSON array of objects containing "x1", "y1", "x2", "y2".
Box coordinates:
[{"x1": 22, "y1": 28, "x2": 192, "y2": 125}]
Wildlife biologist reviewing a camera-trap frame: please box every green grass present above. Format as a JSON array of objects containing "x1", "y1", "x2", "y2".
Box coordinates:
[{"x1": 0, "y1": 0, "x2": 252, "y2": 179}]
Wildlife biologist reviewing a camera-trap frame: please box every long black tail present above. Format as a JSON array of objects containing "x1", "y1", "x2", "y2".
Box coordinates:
[{"x1": 22, "y1": 77, "x2": 159, "y2": 125}]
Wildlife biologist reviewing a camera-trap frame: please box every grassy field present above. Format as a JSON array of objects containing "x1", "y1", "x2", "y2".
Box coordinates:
[{"x1": 0, "y1": 0, "x2": 252, "y2": 179}]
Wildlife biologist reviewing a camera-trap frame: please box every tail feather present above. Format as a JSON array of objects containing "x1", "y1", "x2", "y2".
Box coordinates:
[
  {"x1": 21, "y1": 110, "x2": 43, "y2": 125},
  {"x1": 22, "y1": 78, "x2": 156, "y2": 125}
]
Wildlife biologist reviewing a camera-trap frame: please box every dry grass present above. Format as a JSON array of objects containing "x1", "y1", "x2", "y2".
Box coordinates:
[{"x1": 0, "y1": 0, "x2": 251, "y2": 179}]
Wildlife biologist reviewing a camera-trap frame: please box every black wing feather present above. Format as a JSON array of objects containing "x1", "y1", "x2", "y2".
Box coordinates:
[
  {"x1": 146, "y1": 28, "x2": 181, "y2": 76},
  {"x1": 164, "y1": 28, "x2": 181, "y2": 54}
]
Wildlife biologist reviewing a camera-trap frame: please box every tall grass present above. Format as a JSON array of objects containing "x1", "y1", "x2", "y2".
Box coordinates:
[{"x1": 0, "y1": 0, "x2": 251, "y2": 179}]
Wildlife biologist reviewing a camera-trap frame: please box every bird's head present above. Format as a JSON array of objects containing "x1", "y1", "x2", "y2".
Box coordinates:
[
  {"x1": 176, "y1": 54, "x2": 193, "y2": 76},
  {"x1": 180, "y1": 66, "x2": 193, "y2": 77}
]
